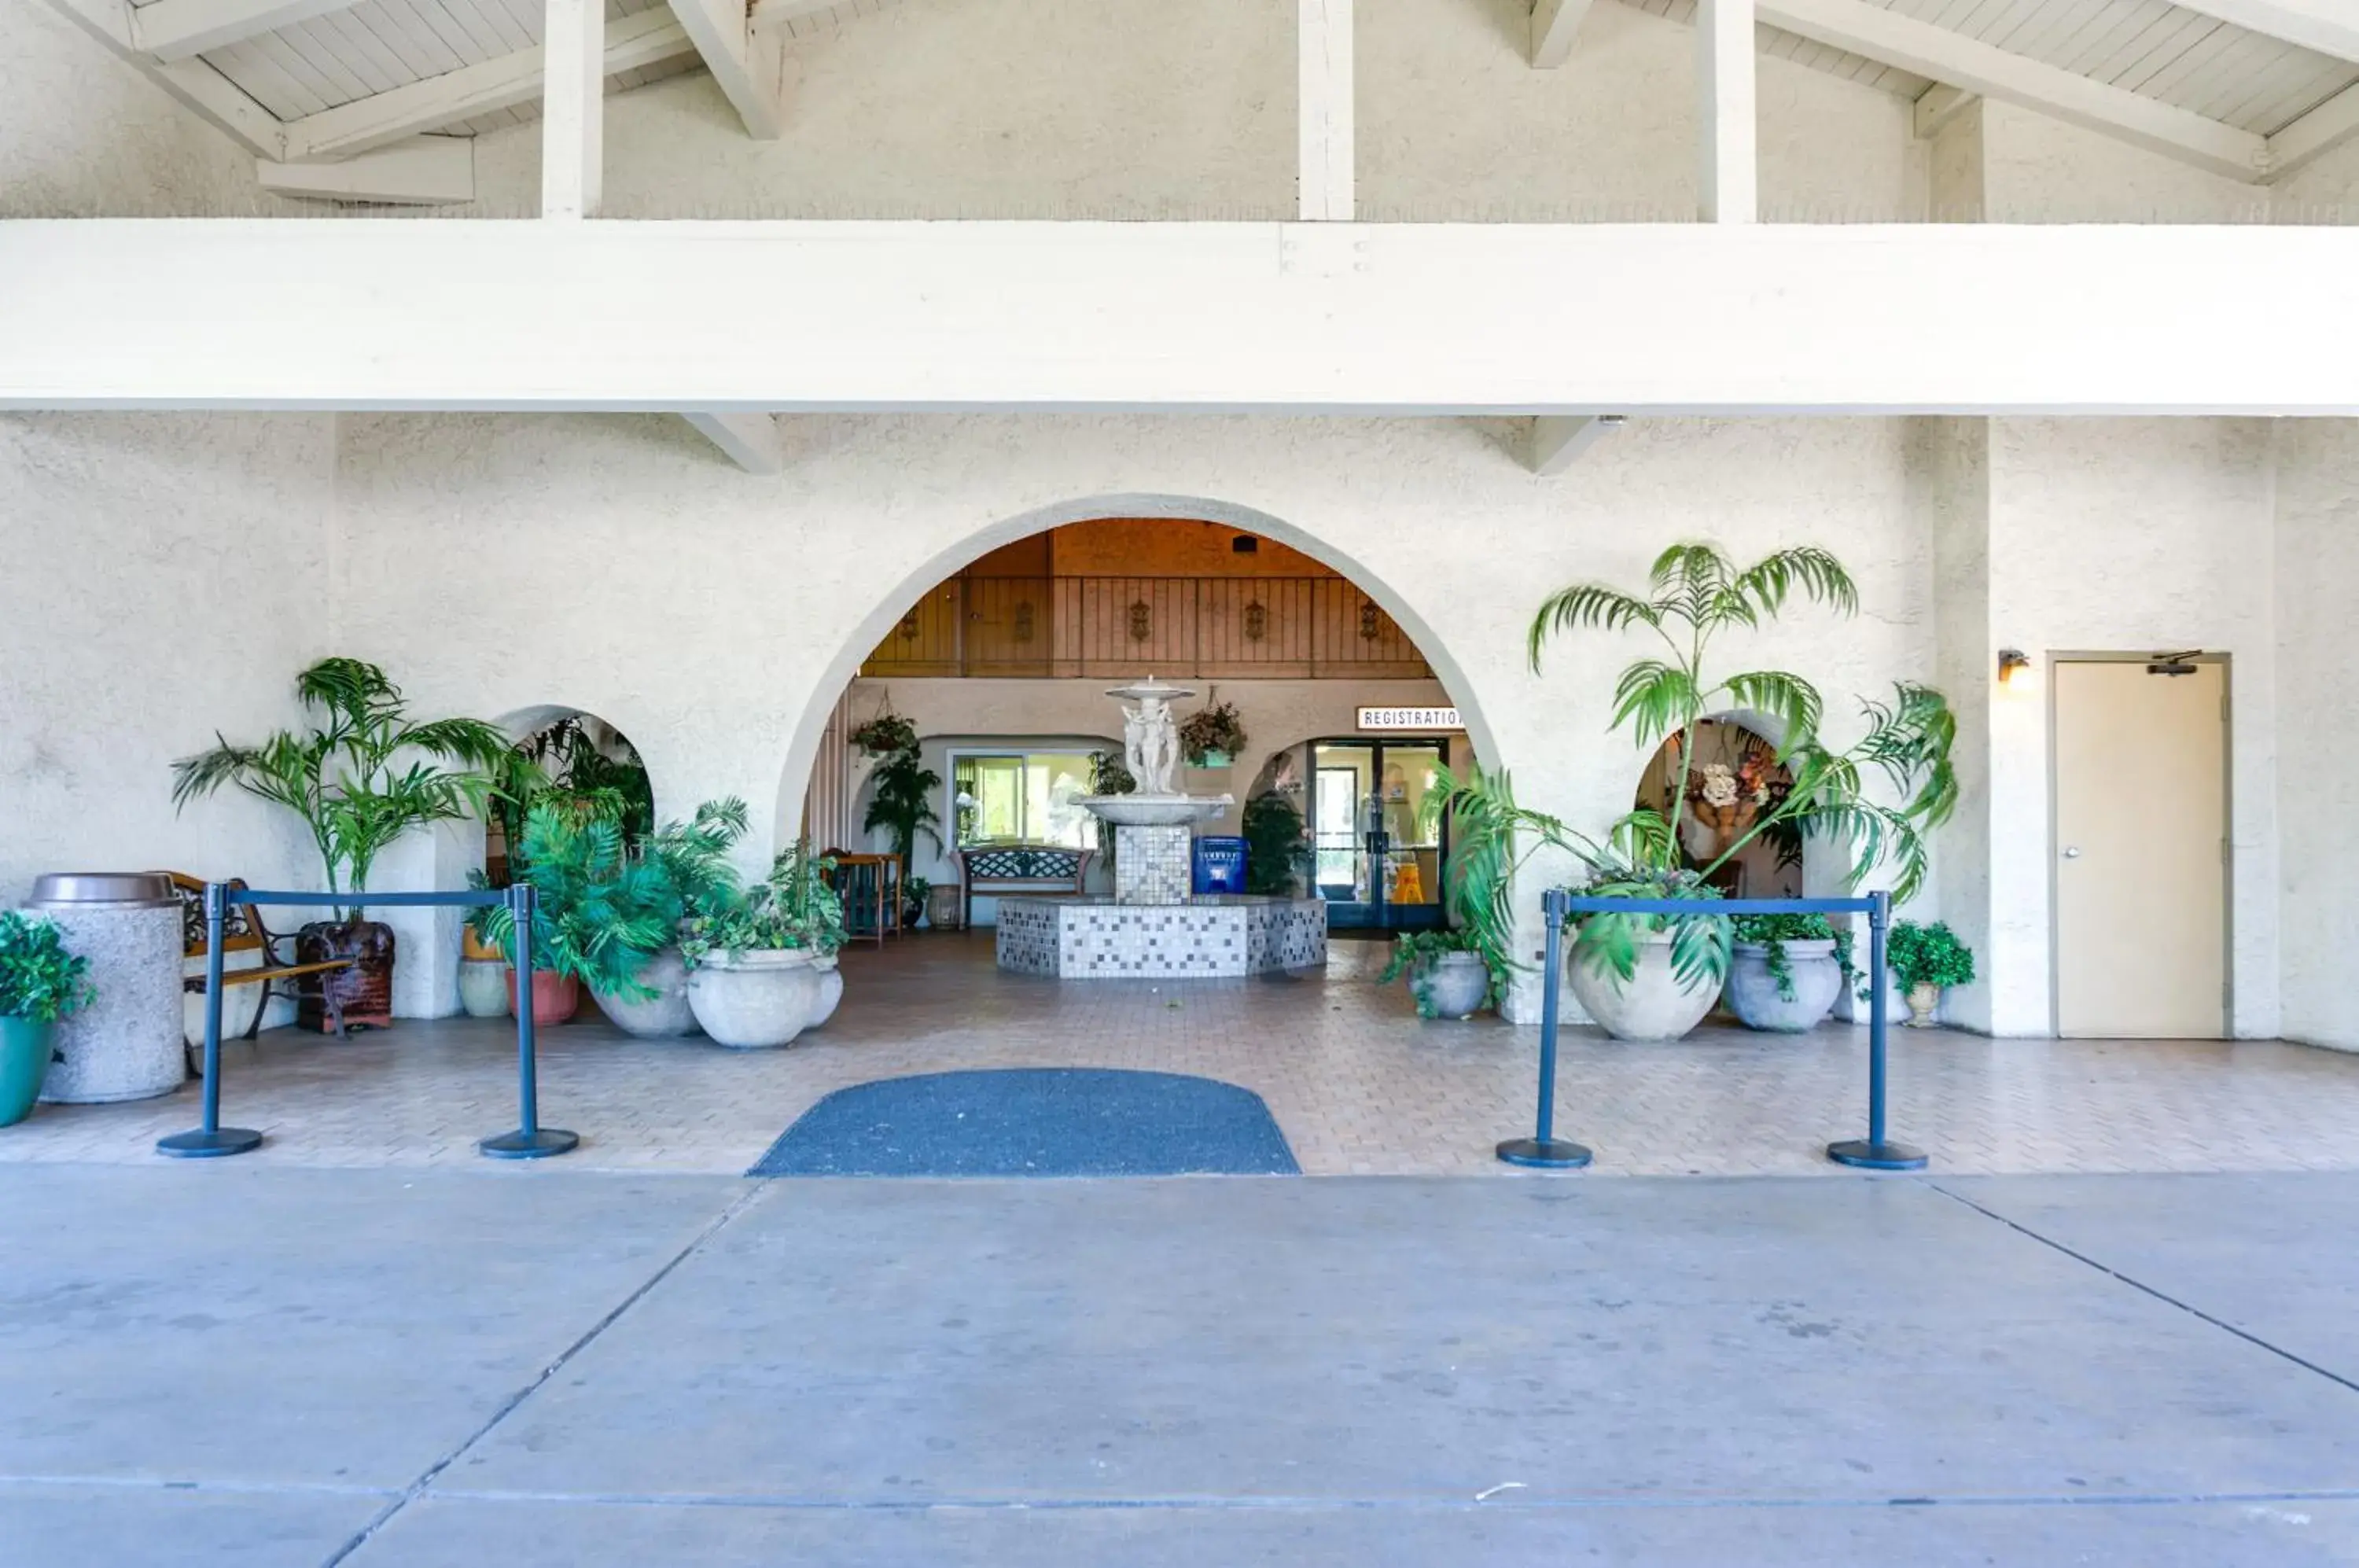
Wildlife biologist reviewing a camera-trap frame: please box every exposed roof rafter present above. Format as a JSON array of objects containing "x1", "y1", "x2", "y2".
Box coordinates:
[
  {"x1": 668, "y1": 0, "x2": 786, "y2": 139},
  {"x1": 279, "y1": 9, "x2": 696, "y2": 162},
  {"x1": 2166, "y1": 0, "x2": 2359, "y2": 67},
  {"x1": 2267, "y1": 81, "x2": 2359, "y2": 183},
  {"x1": 130, "y1": 0, "x2": 364, "y2": 64},
  {"x1": 1758, "y1": 0, "x2": 2271, "y2": 182},
  {"x1": 41, "y1": 0, "x2": 288, "y2": 158},
  {"x1": 1530, "y1": 0, "x2": 1598, "y2": 69}
]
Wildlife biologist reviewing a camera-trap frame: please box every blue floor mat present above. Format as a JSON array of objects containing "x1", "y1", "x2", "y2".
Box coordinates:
[{"x1": 748, "y1": 1068, "x2": 1300, "y2": 1178}]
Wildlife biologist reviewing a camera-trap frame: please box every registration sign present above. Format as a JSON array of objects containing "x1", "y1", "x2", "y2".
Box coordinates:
[{"x1": 1356, "y1": 705, "x2": 1461, "y2": 732}]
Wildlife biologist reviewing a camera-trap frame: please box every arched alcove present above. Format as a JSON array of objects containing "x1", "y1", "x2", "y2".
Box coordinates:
[
  {"x1": 490, "y1": 705, "x2": 657, "y2": 883},
  {"x1": 1631, "y1": 713, "x2": 1808, "y2": 898}
]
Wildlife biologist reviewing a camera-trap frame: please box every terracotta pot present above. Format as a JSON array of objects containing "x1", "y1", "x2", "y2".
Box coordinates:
[
  {"x1": 505, "y1": 967, "x2": 580, "y2": 1026},
  {"x1": 461, "y1": 926, "x2": 504, "y2": 963},
  {"x1": 296, "y1": 916, "x2": 396, "y2": 1032}
]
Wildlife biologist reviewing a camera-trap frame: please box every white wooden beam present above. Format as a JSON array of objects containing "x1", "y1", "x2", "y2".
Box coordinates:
[
  {"x1": 2267, "y1": 82, "x2": 2359, "y2": 183},
  {"x1": 130, "y1": 0, "x2": 364, "y2": 62},
  {"x1": 279, "y1": 9, "x2": 691, "y2": 161},
  {"x1": 1760, "y1": 0, "x2": 2269, "y2": 183},
  {"x1": 542, "y1": 0, "x2": 604, "y2": 219},
  {"x1": 2166, "y1": 0, "x2": 2359, "y2": 65},
  {"x1": 1528, "y1": 414, "x2": 1625, "y2": 475},
  {"x1": 256, "y1": 136, "x2": 473, "y2": 204},
  {"x1": 1913, "y1": 84, "x2": 1978, "y2": 140},
  {"x1": 1298, "y1": 0, "x2": 1353, "y2": 221},
  {"x1": 668, "y1": 0, "x2": 786, "y2": 139},
  {"x1": 10, "y1": 221, "x2": 2359, "y2": 415},
  {"x1": 41, "y1": 0, "x2": 288, "y2": 159},
  {"x1": 1696, "y1": 0, "x2": 1756, "y2": 223},
  {"x1": 682, "y1": 412, "x2": 784, "y2": 473},
  {"x1": 1529, "y1": 0, "x2": 1597, "y2": 68}
]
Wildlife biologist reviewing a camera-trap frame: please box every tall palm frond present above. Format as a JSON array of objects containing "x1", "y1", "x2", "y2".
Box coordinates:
[
  {"x1": 1728, "y1": 546, "x2": 1857, "y2": 619},
  {"x1": 1526, "y1": 583, "x2": 1662, "y2": 672}
]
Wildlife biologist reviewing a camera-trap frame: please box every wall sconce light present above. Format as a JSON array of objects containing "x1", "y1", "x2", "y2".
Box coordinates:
[{"x1": 1997, "y1": 649, "x2": 2031, "y2": 685}]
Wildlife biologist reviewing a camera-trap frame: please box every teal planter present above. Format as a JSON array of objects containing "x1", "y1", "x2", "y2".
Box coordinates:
[{"x1": 0, "y1": 1015, "x2": 57, "y2": 1127}]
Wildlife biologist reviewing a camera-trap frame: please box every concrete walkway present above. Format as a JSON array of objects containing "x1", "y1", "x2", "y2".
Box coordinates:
[{"x1": 6, "y1": 1166, "x2": 2359, "y2": 1565}]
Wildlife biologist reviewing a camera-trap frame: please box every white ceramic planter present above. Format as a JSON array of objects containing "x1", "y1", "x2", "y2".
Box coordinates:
[
  {"x1": 458, "y1": 958, "x2": 510, "y2": 1019},
  {"x1": 1726, "y1": 939, "x2": 1843, "y2": 1033},
  {"x1": 1568, "y1": 929, "x2": 1722, "y2": 1043},
  {"x1": 1411, "y1": 951, "x2": 1489, "y2": 1020},
  {"x1": 804, "y1": 954, "x2": 844, "y2": 1029},
  {"x1": 1904, "y1": 981, "x2": 1944, "y2": 1028},
  {"x1": 686, "y1": 948, "x2": 821, "y2": 1049},
  {"x1": 595, "y1": 947, "x2": 698, "y2": 1039}
]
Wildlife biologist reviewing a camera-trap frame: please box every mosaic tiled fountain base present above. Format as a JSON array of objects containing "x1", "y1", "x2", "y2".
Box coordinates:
[{"x1": 997, "y1": 896, "x2": 1328, "y2": 980}]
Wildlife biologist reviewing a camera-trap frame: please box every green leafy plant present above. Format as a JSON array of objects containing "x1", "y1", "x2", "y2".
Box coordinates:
[
  {"x1": 1377, "y1": 929, "x2": 1484, "y2": 1019},
  {"x1": 1087, "y1": 749, "x2": 1135, "y2": 866},
  {"x1": 1732, "y1": 911, "x2": 1839, "y2": 1003},
  {"x1": 906, "y1": 874, "x2": 932, "y2": 925},
  {"x1": 0, "y1": 913, "x2": 94, "y2": 1023},
  {"x1": 468, "y1": 804, "x2": 674, "y2": 999},
  {"x1": 171, "y1": 657, "x2": 510, "y2": 916},
  {"x1": 1886, "y1": 920, "x2": 1976, "y2": 992},
  {"x1": 863, "y1": 742, "x2": 942, "y2": 868},
  {"x1": 848, "y1": 712, "x2": 918, "y2": 757},
  {"x1": 1177, "y1": 701, "x2": 1247, "y2": 765},
  {"x1": 1569, "y1": 860, "x2": 1730, "y2": 992},
  {"x1": 1241, "y1": 792, "x2": 1310, "y2": 896},
  {"x1": 489, "y1": 717, "x2": 655, "y2": 859},
  {"x1": 1528, "y1": 543, "x2": 1956, "y2": 909},
  {"x1": 680, "y1": 841, "x2": 847, "y2": 966}
]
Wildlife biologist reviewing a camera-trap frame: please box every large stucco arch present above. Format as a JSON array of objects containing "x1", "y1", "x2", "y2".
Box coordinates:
[{"x1": 769, "y1": 493, "x2": 1505, "y2": 848}]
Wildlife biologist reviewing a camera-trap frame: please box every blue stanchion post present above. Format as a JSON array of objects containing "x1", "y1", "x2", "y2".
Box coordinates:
[
  {"x1": 479, "y1": 882, "x2": 579, "y2": 1160},
  {"x1": 1496, "y1": 887, "x2": 1594, "y2": 1170},
  {"x1": 158, "y1": 881, "x2": 264, "y2": 1158},
  {"x1": 1827, "y1": 889, "x2": 1927, "y2": 1171}
]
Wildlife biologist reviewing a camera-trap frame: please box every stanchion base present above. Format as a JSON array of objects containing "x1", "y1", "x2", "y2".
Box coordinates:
[
  {"x1": 1827, "y1": 1138, "x2": 1928, "y2": 1172},
  {"x1": 1497, "y1": 1136, "x2": 1593, "y2": 1170},
  {"x1": 157, "y1": 1128, "x2": 263, "y2": 1159},
  {"x1": 479, "y1": 1128, "x2": 580, "y2": 1160}
]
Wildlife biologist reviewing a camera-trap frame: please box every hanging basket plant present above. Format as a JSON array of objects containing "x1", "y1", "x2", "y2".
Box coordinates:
[
  {"x1": 848, "y1": 711, "x2": 918, "y2": 758},
  {"x1": 1178, "y1": 701, "x2": 1248, "y2": 767}
]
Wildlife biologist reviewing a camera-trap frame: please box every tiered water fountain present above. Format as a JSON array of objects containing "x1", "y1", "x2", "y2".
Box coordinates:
[{"x1": 994, "y1": 677, "x2": 1328, "y2": 980}]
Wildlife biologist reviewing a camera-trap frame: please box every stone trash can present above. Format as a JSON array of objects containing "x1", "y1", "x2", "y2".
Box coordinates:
[{"x1": 28, "y1": 872, "x2": 187, "y2": 1103}]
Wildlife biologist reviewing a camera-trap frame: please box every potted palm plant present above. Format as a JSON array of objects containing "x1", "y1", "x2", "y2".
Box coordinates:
[
  {"x1": 1242, "y1": 791, "x2": 1310, "y2": 896},
  {"x1": 602, "y1": 797, "x2": 749, "y2": 1037},
  {"x1": 467, "y1": 803, "x2": 675, "y2": 1026},
  {"x1": 171, "y1": 657, "x2": 510, "y2": 1031},
  {"x1": 1377, "y1": 766, "x2": 1559, "y2": 1021},
  {"x1": 1527, "y1": 543, "x2": 1957, "y2": 1042},
  {"x1": 0, "y1": 913, "x2": 94, "y2": 1126}
]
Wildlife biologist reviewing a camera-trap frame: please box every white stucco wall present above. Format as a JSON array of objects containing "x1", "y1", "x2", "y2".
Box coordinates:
[
  {"x1": 0, "y1": 413, "x2": 332, "y2": 901},
  {"x1": 0, "y1": 3, "x2": 299, "y2": 217},
  {"x1": 2273, "y1": 418, "x2": 2359, "y2": 1051},
  {"x1": 1357, "y1": 0, "x2": 1924, "y2": 221}
]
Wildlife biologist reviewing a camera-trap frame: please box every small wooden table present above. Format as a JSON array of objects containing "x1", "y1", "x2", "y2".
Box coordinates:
[{"x1": 824, "y1": 852, "x2": 903, "y2": 946}]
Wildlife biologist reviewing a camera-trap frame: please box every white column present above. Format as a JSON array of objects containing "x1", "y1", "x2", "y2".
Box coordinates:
[
  {"x1": 1298, "y1": 0, "x2": 1354, "y2": 221},
  {"x1": 542, "y1": 0, "x2": 604, "y2": 220},
  {"x1": 1695, "y1": 0, "x2": 1757, "y2": 223}
]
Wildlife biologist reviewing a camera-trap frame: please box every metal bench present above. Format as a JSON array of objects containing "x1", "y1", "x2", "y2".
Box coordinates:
[
  {"x1": 167, "y1": 872, "x2": 356, "y2": 1057},
  {"x1": 954, "y1": 845, "x2": 1095, "y2": 929}
]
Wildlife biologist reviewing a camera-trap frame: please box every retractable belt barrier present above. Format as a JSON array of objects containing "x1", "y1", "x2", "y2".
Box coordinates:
[
  {"x1": 159, "y1": 882, "x2": 578, "y2": 1161},
  {"x1": 1498, "y1": 889, "x2": 1924, "y2": 1172}
]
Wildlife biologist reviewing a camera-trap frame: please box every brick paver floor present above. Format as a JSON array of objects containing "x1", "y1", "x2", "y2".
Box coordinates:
[{"x1": 7, "y1": 932, "x2": 2358, "y2": 1176}]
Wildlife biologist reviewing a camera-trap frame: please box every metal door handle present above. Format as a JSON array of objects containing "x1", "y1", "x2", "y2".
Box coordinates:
[{"x1": 2062, "y1": 847, "x2": 2082, "y2": 859}]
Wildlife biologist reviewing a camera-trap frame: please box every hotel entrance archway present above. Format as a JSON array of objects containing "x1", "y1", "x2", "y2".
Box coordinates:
[{"x1": 1303, "y1": 736, "x2": 1451, "y2": 933}]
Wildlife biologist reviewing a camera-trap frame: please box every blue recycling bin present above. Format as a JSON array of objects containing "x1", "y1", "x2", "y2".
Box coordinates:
[{"x1": 1193, "y1": 835, "x2": 1248, "y2": 896}]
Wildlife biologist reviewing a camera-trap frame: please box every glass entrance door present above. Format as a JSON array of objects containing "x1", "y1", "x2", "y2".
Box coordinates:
[{"x1": 1311, "y1": 738, "x2": 1448, "y2": 931}]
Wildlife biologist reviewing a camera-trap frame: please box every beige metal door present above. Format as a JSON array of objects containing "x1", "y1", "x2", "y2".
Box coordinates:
[{"x1": 2053, "y1": 658, "x2": 2227, "y2": 1039}]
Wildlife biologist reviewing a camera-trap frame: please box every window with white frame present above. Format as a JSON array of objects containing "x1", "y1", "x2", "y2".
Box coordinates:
[{"x1": 949, "y1": 751, "x2": 1098, "y2": 849}]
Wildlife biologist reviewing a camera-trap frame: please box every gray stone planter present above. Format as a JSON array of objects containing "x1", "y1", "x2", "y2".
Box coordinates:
[
  {"x1": 1726, "y1": 939, "x2": 1843, "y2": 1033},
  {"x1": 686, "y1": 949, "x2": 821, "y2": 1050},
  {"x1": 804, "y1": 954, "x2": 844, "y2": 1029},
  {"x1": 457, "y1": 958, "x2": 510, "y2": 1019},
  {"x1": 595, "y1": 947, "x2": 698, "y2": 1039},
  {"x1": 1567, "y1": 929, "x2": 1722, "y2": 1043},
  {"x1": 1410, "y1": 951, "x2": 1489, "y2": 1020}
]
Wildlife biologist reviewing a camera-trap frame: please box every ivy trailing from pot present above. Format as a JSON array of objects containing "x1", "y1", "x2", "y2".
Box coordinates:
[
  {"x1": 1375, "y1": 765, "x2": 1574, "y2": 1020},
  {"x1": 1724, "y1": 911, "x2": 1858, "y2": 1034},
  {"x1": 1177, "y1": 701, "x2": 1247, "y2": 767},
  {"x1": 0, "y1": 913, "x2": 95, "y2": 1127},
  {"x1": 171, "y1": 656, "x2": 511, "y2": 1032}
]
